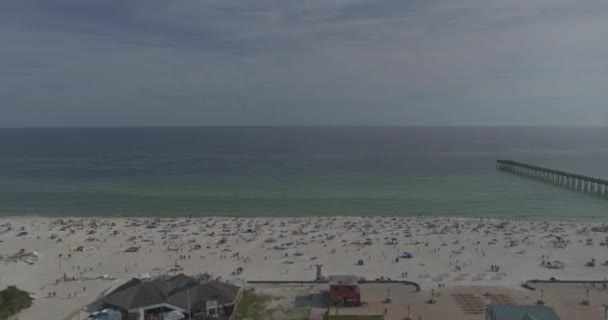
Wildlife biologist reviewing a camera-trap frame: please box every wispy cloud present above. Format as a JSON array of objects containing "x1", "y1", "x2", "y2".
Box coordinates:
[{"x1": 1, "y1": 0, "x2": 608, "y2": 126}]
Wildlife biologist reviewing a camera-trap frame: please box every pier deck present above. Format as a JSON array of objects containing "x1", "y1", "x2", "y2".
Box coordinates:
[{"x1": 496, "y1": 160, "x2": 608, "y2": 197}]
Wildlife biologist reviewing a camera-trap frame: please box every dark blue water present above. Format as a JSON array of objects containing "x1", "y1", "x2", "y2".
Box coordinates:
[{"x1": 0, "y1": 126, "x2": 607, "y2": 217}]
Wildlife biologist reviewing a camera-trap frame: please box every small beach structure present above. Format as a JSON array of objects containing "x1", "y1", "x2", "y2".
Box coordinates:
[
  {"x1": 328, "y1": 275, "x2": 361, "y2": 306},
  {"x1": 486, "y1": 304, "x2": 560, "y2": 320}
]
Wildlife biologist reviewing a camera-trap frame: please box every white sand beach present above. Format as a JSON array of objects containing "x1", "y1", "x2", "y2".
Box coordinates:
[{"x1": 2, "y1": 216, "x2": 608, "y2": 320}]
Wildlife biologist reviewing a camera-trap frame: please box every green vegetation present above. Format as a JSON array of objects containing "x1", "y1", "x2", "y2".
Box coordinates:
[
  {"x1": 0, "y1": 286, "x2": 34, "y2": 320},
  {"x1": 234, "y1": 288, "x2": 311, "y2": 320},
  {"x1": 324, "y1": 315, "x2": 384, "y2": 320},
  {"x1": 234, "y1": 289, "x2": 272, "y2": 320}
]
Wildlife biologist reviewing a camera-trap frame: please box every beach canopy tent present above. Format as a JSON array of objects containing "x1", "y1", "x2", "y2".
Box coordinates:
[{"x1": 486, "y1": 304, "x2": 560, "y2": 320}]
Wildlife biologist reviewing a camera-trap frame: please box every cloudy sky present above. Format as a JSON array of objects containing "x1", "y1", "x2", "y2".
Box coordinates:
[{"x1": 2, "y1": 0, "x2": 608, "y2": 126}]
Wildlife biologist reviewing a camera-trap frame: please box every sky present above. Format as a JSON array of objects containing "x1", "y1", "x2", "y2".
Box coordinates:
[{"x1": 1, "y1": 0, "x2": 608, "y2": 127}]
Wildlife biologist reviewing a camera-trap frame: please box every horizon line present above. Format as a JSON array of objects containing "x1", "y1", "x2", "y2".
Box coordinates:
[{"x1": 1, "y1": 124, "x2": 607, "y2": 129}]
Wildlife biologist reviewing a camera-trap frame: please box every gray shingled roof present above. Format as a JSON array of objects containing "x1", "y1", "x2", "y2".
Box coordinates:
[
  {"x1": 103, "y1": 279, "x2": 167, "y2": 310},
  {"x1": 169, "y1": 281, "x2": 240, "y2": 310},
  {"x1": 102, "y1": 274, "x2": 239, "y2": 312}
]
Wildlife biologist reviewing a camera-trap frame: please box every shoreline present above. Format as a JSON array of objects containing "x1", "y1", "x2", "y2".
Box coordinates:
[{"x1": 2, "y1": 213, "x2": 607, "y2": 222}]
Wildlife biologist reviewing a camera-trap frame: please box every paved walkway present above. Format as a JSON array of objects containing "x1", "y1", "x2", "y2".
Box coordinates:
[{"x1": 309, "y1": 291, "x2": 327, "y2": 320}]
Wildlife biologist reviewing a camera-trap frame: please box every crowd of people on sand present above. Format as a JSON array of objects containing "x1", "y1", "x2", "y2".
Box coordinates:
[{"x1": 5, "y1": 216, "x2": 608, "y2": 319}]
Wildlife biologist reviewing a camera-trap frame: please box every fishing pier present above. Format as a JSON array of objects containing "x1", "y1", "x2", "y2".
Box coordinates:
[{"x1": 496, "y1": 160, "x2": 608, "y2": 197}]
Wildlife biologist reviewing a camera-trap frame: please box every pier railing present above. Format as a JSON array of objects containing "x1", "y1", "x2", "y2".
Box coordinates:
[{"x1": 496, "y1": 160, "x2": 608, "y2": 197}]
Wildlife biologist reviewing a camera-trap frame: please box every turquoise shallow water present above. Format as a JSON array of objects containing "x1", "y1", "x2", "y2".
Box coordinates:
[{"x1": 0, "y1": 127, "x2": 607, "y2": 218}]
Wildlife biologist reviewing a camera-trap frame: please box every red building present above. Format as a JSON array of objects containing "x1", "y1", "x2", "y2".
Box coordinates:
[{"x1": 328, "y1": 275, "x2": 361, "y2": 306}]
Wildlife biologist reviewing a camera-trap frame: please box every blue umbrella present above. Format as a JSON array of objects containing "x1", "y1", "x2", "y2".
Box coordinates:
[{"x1": 401, "y1": 252, "x2": 413, "y2": 259}]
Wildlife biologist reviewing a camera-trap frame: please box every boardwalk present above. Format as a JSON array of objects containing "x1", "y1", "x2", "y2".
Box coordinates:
[{"x1": 496, "y1": 160, "x2": 608, "y2": 197}]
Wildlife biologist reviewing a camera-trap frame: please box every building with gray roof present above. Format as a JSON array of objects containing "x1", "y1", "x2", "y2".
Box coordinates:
[{"x1": 100, "y1": 274, "x2": 240, "y2": 320}]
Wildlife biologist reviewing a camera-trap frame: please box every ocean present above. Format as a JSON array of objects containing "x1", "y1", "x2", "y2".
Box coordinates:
[{"x1": 0, "y1": 126, "x2": 606, "y2": 218}]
